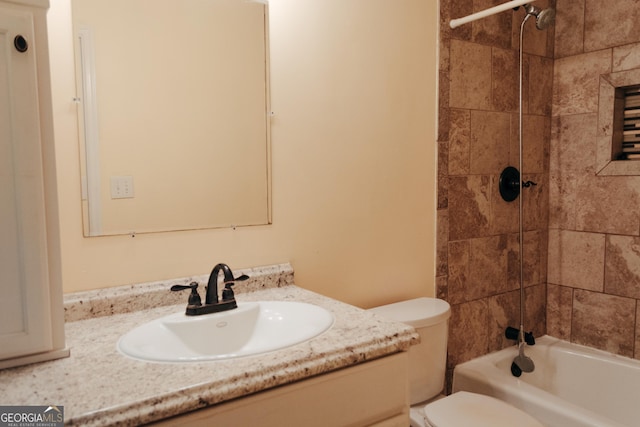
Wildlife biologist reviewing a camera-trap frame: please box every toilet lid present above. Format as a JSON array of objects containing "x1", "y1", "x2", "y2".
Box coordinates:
[{"x1": 424, "y1": 392, "x2": 544, "y2": 427}]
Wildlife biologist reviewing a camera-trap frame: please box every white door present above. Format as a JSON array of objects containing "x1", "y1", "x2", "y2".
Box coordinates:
[{"x1": 0, "y1": 5, "x2": 53, "y2": 360}]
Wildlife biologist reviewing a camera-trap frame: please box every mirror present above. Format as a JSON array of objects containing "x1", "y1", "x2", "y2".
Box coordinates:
[{"x1": 72, "y1": 0, "x2": 271, "y2": 236}]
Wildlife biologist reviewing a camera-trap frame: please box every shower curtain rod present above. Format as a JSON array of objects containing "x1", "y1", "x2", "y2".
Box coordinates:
[{"x1": 449, "y1": 0, "x2": 537, "y2": 29}]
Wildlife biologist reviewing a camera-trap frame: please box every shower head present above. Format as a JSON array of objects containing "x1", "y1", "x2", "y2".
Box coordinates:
[
  {"x1": 535, "y1": 7, "x2": 556, "y2": 30},
  {"x1": 523, "y1": 3, "x2": 556, "y2": 30}
]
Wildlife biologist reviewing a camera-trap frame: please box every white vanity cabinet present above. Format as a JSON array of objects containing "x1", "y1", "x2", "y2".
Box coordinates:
[
  {"x1": 0, "y1": 0, "x2": 67, "y2": 368},
  {"x1": 149, "y1": 353, "x2": 409, "y2": 427}
]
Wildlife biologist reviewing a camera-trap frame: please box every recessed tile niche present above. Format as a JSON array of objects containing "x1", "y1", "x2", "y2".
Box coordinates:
[{"x1": 597, "y1": 69, "x2": 640, "y2": 175}]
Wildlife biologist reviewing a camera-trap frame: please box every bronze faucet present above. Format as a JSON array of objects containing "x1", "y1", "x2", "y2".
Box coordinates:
[{"x1": 171, "y1": 263, "x2": 249, "y2": 316}]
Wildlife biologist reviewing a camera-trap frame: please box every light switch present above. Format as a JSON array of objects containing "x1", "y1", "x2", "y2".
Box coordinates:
[{"x1": 110, "y1": 176, "x2": 134, "y2": 199}]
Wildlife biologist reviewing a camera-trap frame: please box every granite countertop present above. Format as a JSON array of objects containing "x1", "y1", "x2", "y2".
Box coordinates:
[{"x1": 0, "y1": 264, "x2": 418, "y2": 426}]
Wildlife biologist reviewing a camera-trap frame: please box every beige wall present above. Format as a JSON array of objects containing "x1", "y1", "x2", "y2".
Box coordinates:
[{"x1": 48, "y1": 0, "x2": 438, "y2": 308}]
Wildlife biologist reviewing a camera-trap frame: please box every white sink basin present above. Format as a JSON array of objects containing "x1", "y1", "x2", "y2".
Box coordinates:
[{"x1": 117, "y1": 301, "x2": 334, "y2": 362}]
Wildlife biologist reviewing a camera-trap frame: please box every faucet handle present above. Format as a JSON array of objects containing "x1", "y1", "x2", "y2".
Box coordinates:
[
  {"x1": 228, "y1": 274, "x2": 249, "y2": 283},
  {"x1": 221, "y1": 283, "x2": 235, "y2": 302},
  {"x1": 170, "y1": 282, "x2": 202, "y2": 307},
  {"x1": 221, "y1": 274, "x2": 249, "y2": 302}
]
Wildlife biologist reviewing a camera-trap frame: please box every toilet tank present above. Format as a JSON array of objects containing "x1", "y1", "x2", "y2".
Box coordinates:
[{"x1": 369, "y1": 297, "x2": 451, "y2": 405}]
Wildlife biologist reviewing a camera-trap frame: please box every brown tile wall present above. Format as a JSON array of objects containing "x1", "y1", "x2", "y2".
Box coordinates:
[
  {"x1": 437, "y1": 0, "x2": 554, "y2": 389},
  {"x1": 438, "y1": 0, "x2": 640, "y2": 389},
  {"x1": 548, "y1": 0, "x2": 640, "y2": 359}
]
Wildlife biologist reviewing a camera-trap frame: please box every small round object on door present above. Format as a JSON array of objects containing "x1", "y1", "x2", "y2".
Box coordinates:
[{"x1": 14, "y1": 35, "x2": 28, "y2": 53}]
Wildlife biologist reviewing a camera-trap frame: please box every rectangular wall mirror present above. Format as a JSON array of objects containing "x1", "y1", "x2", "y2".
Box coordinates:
[{"x1": 72, "y1": 0, "x2": 271, "y2": 236}]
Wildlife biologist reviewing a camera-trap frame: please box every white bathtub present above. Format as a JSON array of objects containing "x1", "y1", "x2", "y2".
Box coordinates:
[{"x1": 452, "y1": 335, "x2": 640, "y2": 427}]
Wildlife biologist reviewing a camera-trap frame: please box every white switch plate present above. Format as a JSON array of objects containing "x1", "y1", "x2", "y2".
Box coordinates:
[{"x1": 110, "y1": 176, "x2": 134, "y2": 199}]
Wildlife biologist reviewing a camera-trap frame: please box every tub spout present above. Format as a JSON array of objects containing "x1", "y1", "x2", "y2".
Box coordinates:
[{"x1": 505, "y1": 326, "x2": 535, "y2": 345}]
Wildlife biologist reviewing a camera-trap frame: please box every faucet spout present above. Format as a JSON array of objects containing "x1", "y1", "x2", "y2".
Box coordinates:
[
  {"x1": 205, "y1": 263, "x2": 235, "y2": 305},
  {"x1": 172, "y1": 263, "x2": 249, "y2": 315}
]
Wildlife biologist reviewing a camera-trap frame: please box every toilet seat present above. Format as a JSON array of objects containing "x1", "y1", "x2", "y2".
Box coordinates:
[{"x1": 424, "y1": 391, "x2": 544, "y2": 427}]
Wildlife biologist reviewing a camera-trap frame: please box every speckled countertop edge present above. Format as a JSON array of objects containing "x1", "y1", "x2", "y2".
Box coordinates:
[{"x1": 0, "y1": 264, "x2": 418, "y2": 427}]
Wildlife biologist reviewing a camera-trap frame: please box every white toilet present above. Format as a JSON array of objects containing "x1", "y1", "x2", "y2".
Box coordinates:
[{"x1": 369, "y1": 298, "x2": 544, "y2": 427}]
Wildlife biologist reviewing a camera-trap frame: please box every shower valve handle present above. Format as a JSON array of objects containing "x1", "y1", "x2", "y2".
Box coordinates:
[{"x1": 499, "y1": 167, "x2": 537, "y2": 201}]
